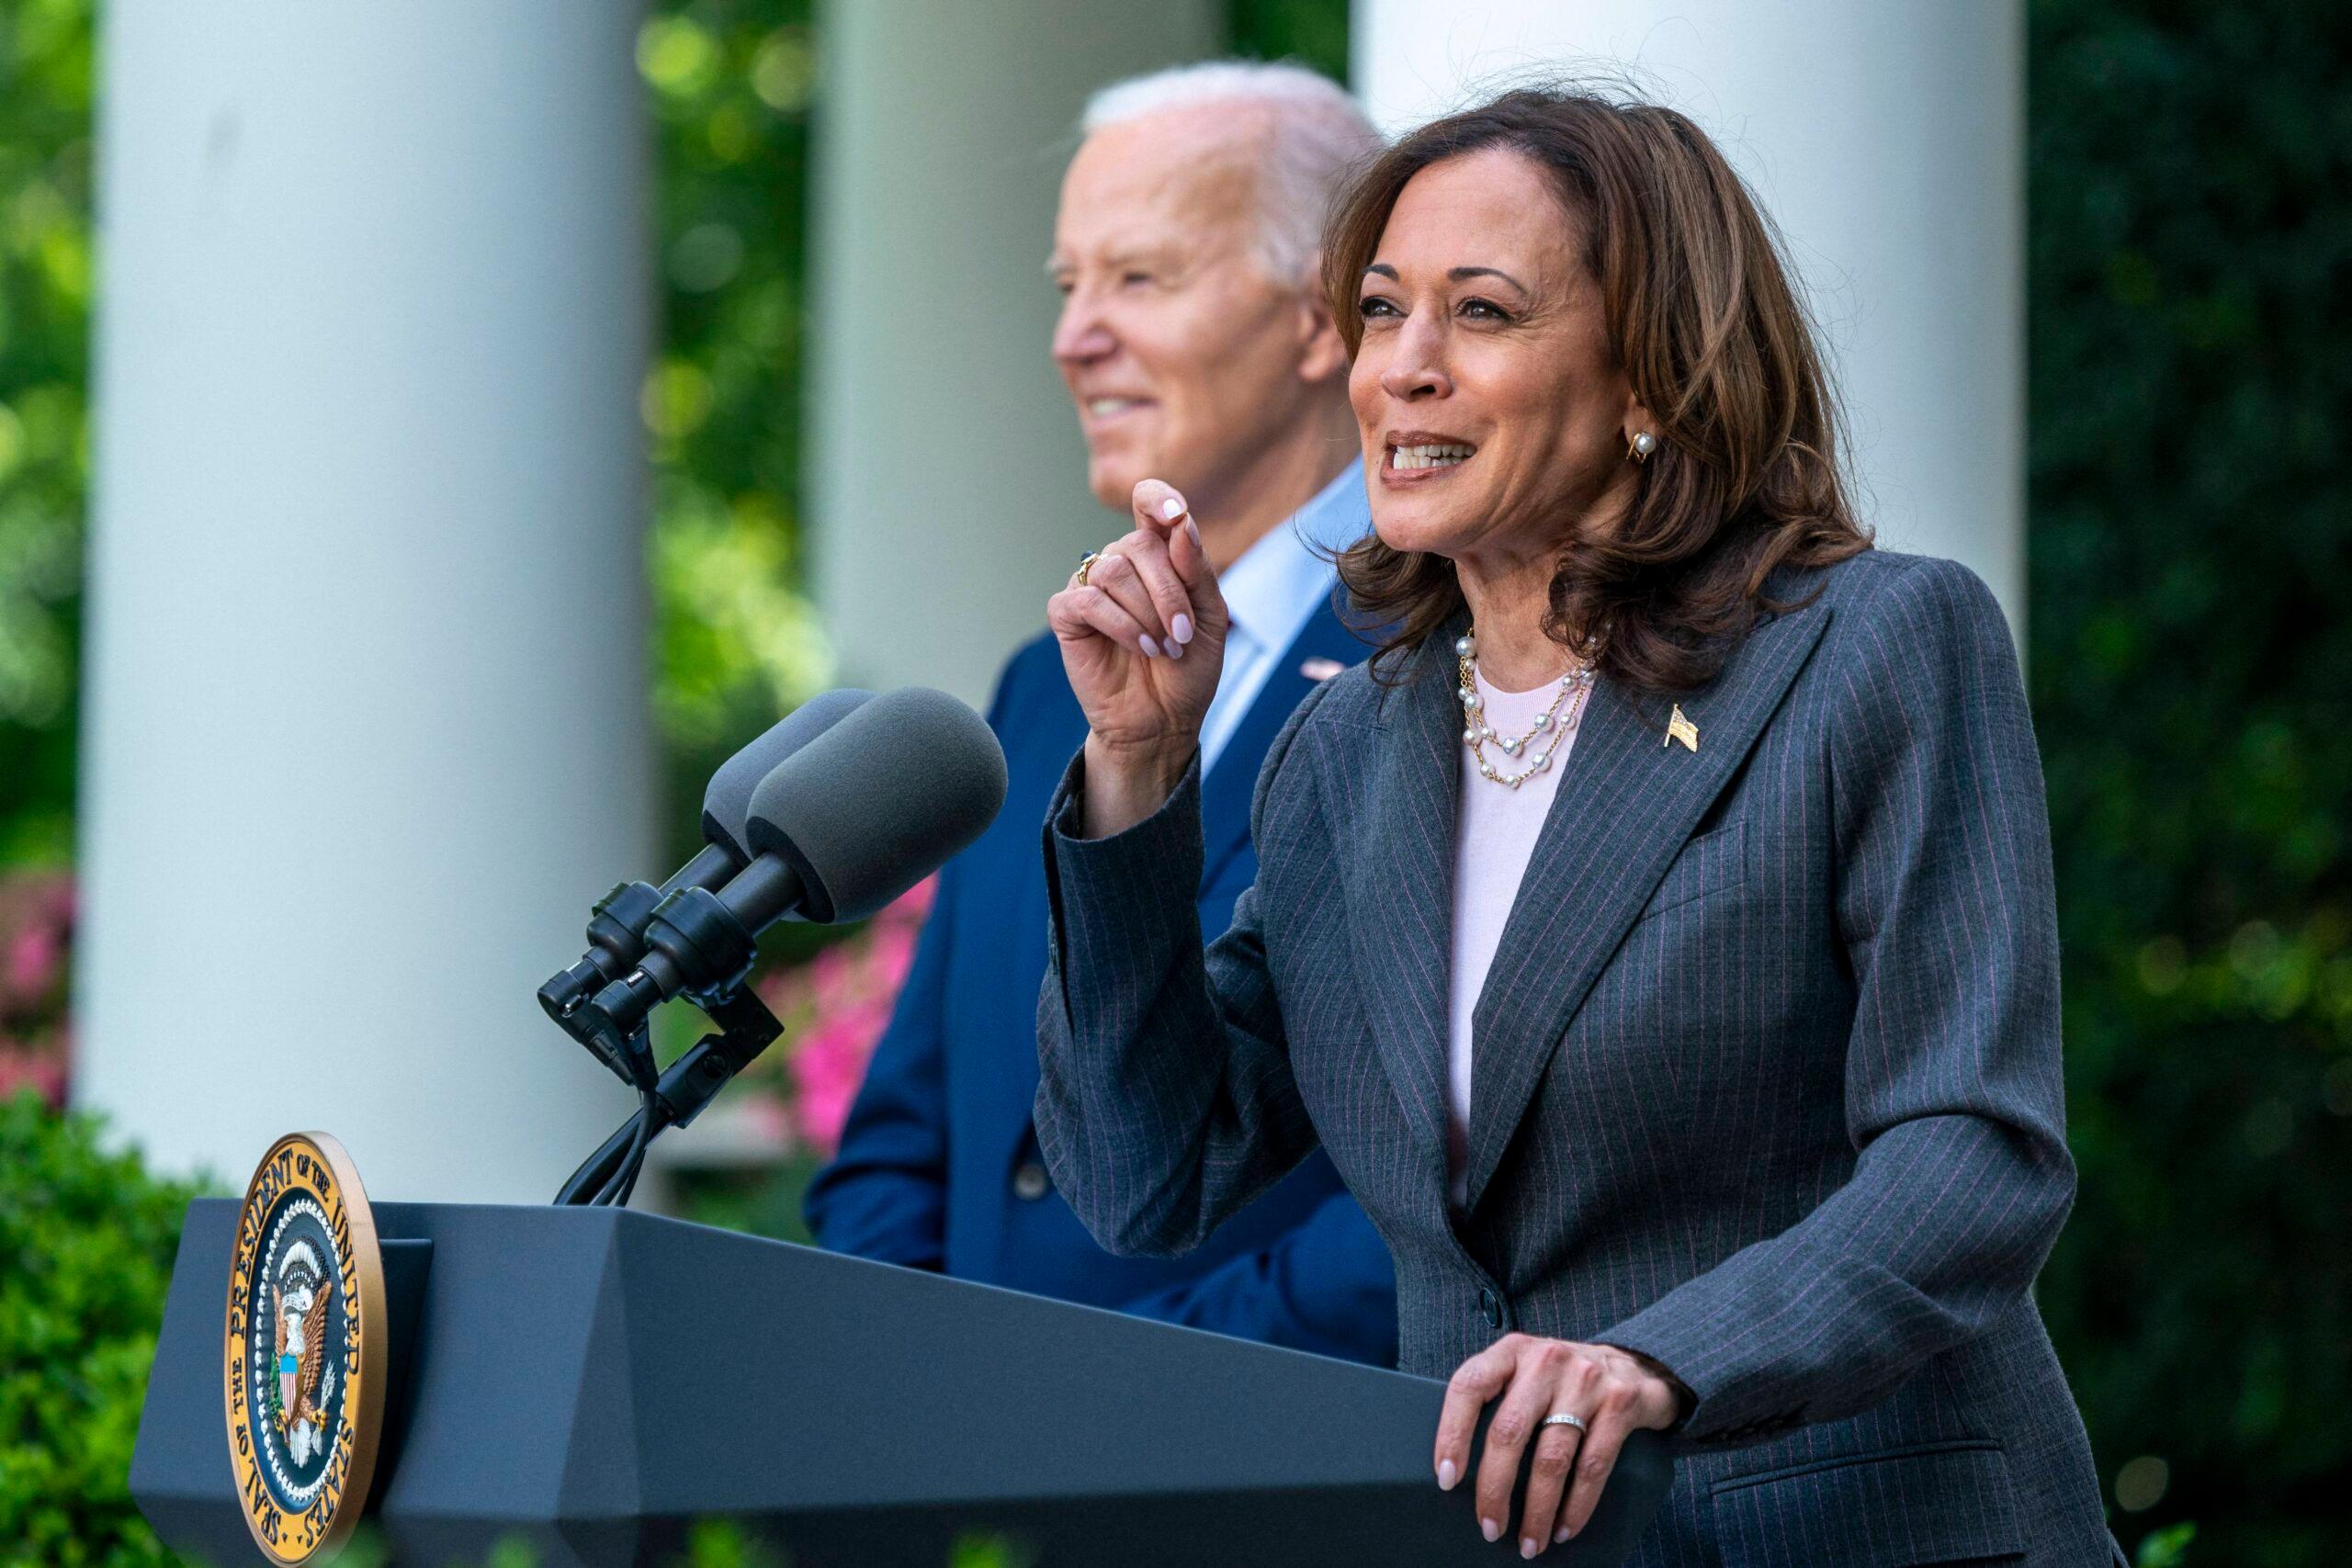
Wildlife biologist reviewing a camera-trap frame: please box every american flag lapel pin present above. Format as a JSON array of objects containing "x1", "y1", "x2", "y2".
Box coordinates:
[{"x1": 1666, "y1": 704, "x2": 1699, "y2": 752}]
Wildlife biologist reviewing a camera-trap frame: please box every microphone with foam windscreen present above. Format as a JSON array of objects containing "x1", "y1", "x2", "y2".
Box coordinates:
[
  {"x1": 569, "y1": 685, "x2": 1008, "y2": 1048},
  {"x1": 741, "y1": 685, "x2": 1011, "y2": 924},
  {"x1": 537, "y1": 687, "x2": 874, "y2": 1030}
]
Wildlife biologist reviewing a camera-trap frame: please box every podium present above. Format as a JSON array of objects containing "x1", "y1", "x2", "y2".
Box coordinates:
[{"x1": 134, "y1": 1200, "x2": 1672, "y2": 1566}]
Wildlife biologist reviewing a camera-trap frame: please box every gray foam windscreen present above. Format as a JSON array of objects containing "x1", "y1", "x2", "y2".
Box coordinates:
[
  {"x1": 700, "y1": 687, "x2": 875, "y2": 860},
  {"x1": 745, "y1": 687, "x2": 1009, "y2": 922}
]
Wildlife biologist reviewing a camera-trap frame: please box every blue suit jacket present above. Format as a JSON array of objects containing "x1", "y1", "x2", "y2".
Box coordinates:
[{"x1": 805, "y1": 600, "x2": 1397, "y2": 1365}]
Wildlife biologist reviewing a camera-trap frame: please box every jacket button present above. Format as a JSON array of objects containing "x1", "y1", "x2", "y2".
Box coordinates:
[
  {"x1": 1477, "y1": 1288, "x2": 1503, "y2": 1328},
  {"x1": 1012, "y1": 1162, "x2": 1051, "y2": 1201}
]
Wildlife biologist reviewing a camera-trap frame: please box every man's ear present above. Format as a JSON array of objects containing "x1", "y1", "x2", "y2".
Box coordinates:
[{"x1": 1295, "y1": 257, "x2": 1350, "y2": 384}]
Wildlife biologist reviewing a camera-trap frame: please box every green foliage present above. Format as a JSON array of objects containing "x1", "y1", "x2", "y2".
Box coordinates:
[
  {"x1": 478, "y1": 1540, "x2": 541, "y2": 1568},
  {"x1": 640, "y1": 0, "x2": 832, "y2": 867},
  {"x1": 2138, "y1": 1522, "x2": 2199, "y2": 1568},
  {"x1": 946, "y1": 1531, "x2": 1035, "y2": 1568},
  {"x1": 1228, "y1": 0, "x2": 1350, "y2": 81},
  {"x1": 673, "y1": 1518, "x2": 789, "y2": 1568},
  {"x1": 0, "y1": 1092, "x2": 199, "y2": 1566},
  {"x1": 2025, "y1": 2, "x2": 2352, "y2": 1562},
  {"x1": 0, "y1": 0, "x2": 92, "y2": 868}
]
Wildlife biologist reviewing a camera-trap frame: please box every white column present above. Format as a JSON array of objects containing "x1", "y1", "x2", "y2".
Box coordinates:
[
  {"x1": 809, "y1": 0, "x2": 1220, "y2": 707},
  {"x1": 77, "y1": 2, "x2": 655, "y2": 1203},
  {"x1": 1353, "y1": 0, "x2": 2026, "y2": 629}
]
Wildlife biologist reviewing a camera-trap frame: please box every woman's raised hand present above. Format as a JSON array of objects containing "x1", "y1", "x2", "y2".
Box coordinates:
[
  {"x1": 1047, "y1": 479, "x2": 1227, "y2": 837},
  {"x1": 1435, "y1": 1335, "x2": 1684, "y2": 1557}
]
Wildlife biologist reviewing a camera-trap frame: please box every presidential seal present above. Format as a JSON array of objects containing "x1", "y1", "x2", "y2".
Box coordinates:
[{"x1": 224, "y1": 1133, "x2": 387, "y2": 1564}]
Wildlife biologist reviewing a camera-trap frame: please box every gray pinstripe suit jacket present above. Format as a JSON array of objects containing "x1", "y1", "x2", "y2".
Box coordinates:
[{"x1": 1035, "y1": 549, "x2": 2119, "y2": 1566}]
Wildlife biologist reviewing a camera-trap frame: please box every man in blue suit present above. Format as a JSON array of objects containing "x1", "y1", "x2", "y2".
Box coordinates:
[{"x1": 805, "y1": 63, "x2": 1396, "y2": 1365}]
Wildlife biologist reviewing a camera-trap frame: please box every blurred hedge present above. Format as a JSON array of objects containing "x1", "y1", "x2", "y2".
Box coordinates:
[
  {"x1": 2026, "y1": 2, "x2": 2352, "y2": 1562},
  {"x1": 0, "y1": 1092, "x2": 197, "y2": 1565},
  {"x1": 0, "y1": 0, "x2": 90, "y2": 868},
  {"x1": 639, "y1": 0, "x2": 832, "y2": 861}
]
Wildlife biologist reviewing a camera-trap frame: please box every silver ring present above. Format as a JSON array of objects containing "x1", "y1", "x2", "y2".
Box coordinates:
[{"x1": 1539, "y1": 1413, "x2": 1589, "y2": 1434}]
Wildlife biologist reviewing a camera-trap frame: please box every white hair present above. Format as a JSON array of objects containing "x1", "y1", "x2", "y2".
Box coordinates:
[{"x1": 1080, "y1": 61, "x2": 1384, "y2": 286}]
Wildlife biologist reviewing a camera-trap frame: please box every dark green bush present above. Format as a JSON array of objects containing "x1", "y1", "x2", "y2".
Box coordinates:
[
  {"x1": 0, "y1": 1091, "x2": 200, "y2": 1566},
  {"x1": 2028, "y1": 2, "x2": 2352, "y2": 1563}
]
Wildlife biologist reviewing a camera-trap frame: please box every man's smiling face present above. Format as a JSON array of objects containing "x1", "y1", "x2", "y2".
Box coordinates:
[{"x1": 1048, "y1": 106, "x2": 1323, "y2": 514}]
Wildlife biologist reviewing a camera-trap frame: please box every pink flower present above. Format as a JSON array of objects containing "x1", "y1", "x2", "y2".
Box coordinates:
[
  {"x1": 791, "y1": 1005, "x2": 890, "y2": 1156},
  {"x1": 808, "y1": 944, "x2": 858, "y2": 1011},
  {"x1": 5, "y1": 926, "x2": 61, "y2": 1004},
  {"x1": 0, "y1": 1040, "x2": 67, "y2": 1109},
  {"x1": 0, "y1": 872, "x2": 74, "y2": 1107},
  {"x1": 889, "y1": 875, "x2": 937, "y2": 921},
  {"x1": 741, "y1": 873, "x2": 941, "y2": 1156},
  {"x1": 868, "y1": 923, "x2": 919, "y2": 990}
]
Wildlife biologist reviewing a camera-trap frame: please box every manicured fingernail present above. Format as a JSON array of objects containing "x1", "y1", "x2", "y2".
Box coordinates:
[
  {"x1": 1185, "y1": 516, "x2": 1201, "y2": 547},
  {"x1": 1139, "y1": 634, "x2": 1159, "y2": 658},
  {"x1": 1481, "y1": 1518, "x2": 1499, "y2": 1543},
  {"x1": 1161, "y1": 496, "x2": 1185, "y2": 520},
  {"x1": 1521, "y1": 1538, "x2": 1540, "y2": 1559},
  {"x1": 1555, "y1": 1523, "x2": 1573, "y2": 1543},
  {"x1": 1167, "y1": 638, "x2": 1184, "y2": 660},
  {"x1": 1437, "y1": 1460, "x2": 1457, "y2": 1490},
  {"x1": 1171, "y1": 613, "x2": 1193, "y2": 645}
]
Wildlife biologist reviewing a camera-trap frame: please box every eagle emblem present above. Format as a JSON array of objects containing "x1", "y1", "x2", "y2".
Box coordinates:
[{"x1": 270, "y1": 1241, "x2": 338, "y2": 1467}]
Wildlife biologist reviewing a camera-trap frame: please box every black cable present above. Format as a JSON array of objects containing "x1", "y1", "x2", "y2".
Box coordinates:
[
  {"x1": 613, "y1": 1143, "x2": 647, "y2": 1208},
  {"x1": 622, "y1": 1080, "x2": 657, "y2": 1201},
  {"x1": 553, "y1": 1115, "x2": 633, "y2": 1204},
  {"x1": 553, "y1": 992, "x2": 781, "y2": 1207},
  {"x1": 592, "y1": 1084, "x2": 658, "y2": 1207}
]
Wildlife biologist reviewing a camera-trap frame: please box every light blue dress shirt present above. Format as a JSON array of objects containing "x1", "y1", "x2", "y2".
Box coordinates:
[{"x1": 1198, "y1": 465, "x2": 1372, "y2": 776}]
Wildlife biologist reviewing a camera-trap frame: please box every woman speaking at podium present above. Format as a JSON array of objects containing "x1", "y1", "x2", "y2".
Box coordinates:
[{"x1": 1036, "y1": 87, "x2": 2114, "y2": 1566}]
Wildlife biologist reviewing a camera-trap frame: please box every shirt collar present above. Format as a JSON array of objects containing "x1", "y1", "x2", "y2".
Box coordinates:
[{"x1": 1216, "y1": 465, "x2": 1370, "y2": 651}]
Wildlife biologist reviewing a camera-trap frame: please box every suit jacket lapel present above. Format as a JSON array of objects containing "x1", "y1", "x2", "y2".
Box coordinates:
[
  {"x1": 1328, "y1": 632, "x2": 1461, "y2": 1181},
  {"x1": 1197, "y1": 597, "x2": 1371, "y2": 892},
  {"x1": 1459, "y1": 601, "x2": 1835, "y2": 1212}
]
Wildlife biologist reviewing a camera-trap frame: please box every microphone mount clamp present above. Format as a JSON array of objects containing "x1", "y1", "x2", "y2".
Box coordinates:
[{"x1": 551, "y1": 978, "x2": 785, "y2": 1206}]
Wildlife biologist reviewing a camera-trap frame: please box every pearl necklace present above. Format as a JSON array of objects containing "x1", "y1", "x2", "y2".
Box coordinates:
[{"x1": 1455, "y1": 630, "x2": 1595, "y2": 789}]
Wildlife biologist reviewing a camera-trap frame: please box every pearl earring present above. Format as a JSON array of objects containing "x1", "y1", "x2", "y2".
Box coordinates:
[{"x1": 1628, "y1": 431, "x2": 1658, "y2": 463}]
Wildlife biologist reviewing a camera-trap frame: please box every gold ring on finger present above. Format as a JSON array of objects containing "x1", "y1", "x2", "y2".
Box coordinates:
[{"x1": 1075, "y1": 548, "x2": 1103, "y2": 589}]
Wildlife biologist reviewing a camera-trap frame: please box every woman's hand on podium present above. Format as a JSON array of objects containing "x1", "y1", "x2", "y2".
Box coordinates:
[
  {"x1": 1048, "y1": 478, "x2": 1227, "y2": 839},
  {"x1": 1434, "y1": 1334, "x2": 1684, "y2": 1557}
]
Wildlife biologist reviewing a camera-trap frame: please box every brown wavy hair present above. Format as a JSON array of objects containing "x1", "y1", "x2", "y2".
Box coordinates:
[{"x1": 1323, "y1": 85, "x2": 1871, "y2": 693}]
